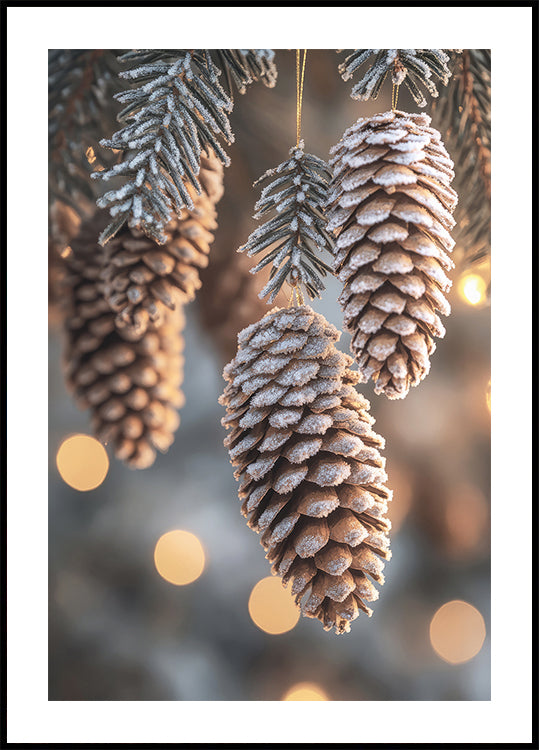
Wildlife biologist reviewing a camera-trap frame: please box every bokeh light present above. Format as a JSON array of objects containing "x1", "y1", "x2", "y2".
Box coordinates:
[
  {"x1": 85, "y1": 145, "x2": 96, "y2": 164},
  {"x1": 458, "y1": 274, "x2": 487, "y2": 306},
  {"x1": 248, "y1": 576, "x2": 300, "y2": 634},
  {"x1": 154, "y1": 530, "x2": 205, "y2": 586},
  {"x1": 486, "y1": 379, "x2": 491, "y2": 412},
  {"x1": 56, "y1": 434, "x2": 109, "y2": 491},
  {"x1": 282, "y1": 682, "x2": 328, "y2": 701},
  {"x1": 430, "y1": 600, "x2": 486, "y2": 664}
]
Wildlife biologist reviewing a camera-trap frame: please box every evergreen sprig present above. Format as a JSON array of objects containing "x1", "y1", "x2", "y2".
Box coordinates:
[
  {"x1": 92, "y1": 50, "x2": 234, "y2": 246},
  {"x1": 338, "y1": 49, "x2": 452, "y2": 107},
  {"x1": 210, "y1": 49, "x2": 278, "y2": 97},
  {"x1": 118, "y1": 49, "x2": 277, "y2": 96},
  {"x1": 432, "y1": 49, "x2": 491, "y2": 266},
  {"x1": 239, "y1": 141, "x2": 334, "y2": 303},
  {"x1": 48, "y1": 49, "x2": 124, "y2": 217}
]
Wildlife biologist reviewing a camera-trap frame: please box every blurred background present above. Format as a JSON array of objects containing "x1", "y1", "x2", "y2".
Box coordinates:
[{"x1": 48, "y1": 49, "x2": 491, "y2": 701}]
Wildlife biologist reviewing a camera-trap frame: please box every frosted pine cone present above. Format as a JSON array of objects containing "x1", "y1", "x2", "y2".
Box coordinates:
[
  {"x1": 220, "y1": 305, "x2": 392, "y2": 634},
  {"x1": 101, "y1": 150, "x2": 224, "y2": 340},
  {"x1": 61, "y1": 215, "x2": 185, "y2": 469},
  {"x1": 327, "y1": 110, "x2": 458, "y2": 399}
]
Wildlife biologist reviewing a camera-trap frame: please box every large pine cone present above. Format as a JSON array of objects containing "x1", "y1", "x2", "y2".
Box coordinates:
[
  {"x1": 220, "y1": 305, "x2": 392, "y2": 634},
  {"x1": 327, "y1": 110, "x2": 458, "y2": 399},
  {"x1": 61, "y1": 215, "x2": 185, "y2": 469},
  {"x1": 100, "y1": 150, "x2": 224, "y2": 341}
]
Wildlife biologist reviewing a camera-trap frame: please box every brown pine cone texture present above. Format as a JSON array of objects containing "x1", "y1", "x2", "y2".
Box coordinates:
[
  {"x1": 100, "y1": 150, "x2": 224, "y2": 341},
  {"x1": 327, "y1": 110, "x2": 458, "y2": 399},
  {"x1": 220, "y1": 305, "x2": 392, "y2": 634},
  {"x1": 61, "y1": 215, "x2": 185, "y2": 469}
]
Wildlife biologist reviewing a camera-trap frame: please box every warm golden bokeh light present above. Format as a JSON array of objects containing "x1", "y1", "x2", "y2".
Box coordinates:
[
  {"x1": 56, "y1": 434, "x2": 109, "y2": 491},
  {"x1": 458, "y1": 274, "x2": 487, "y2": 306},
  {"x1": 85, "y1": 145, "x2": 96, "y2": 164},
  {"x1": 430, "y1": 600, "x2": 486, "y2": 664},
  {"x1": 154, "y1": 530, "x2": 205, "y2": 586},
  {"x1": 486, "y1": 379, "x2": 491, "y2": 412},
  {"x1": 282, "y1": 682, "x2": 329, "y2": 701},
  {"x1": 248, "y1": 576, "x2": 300, "y2": 634}
]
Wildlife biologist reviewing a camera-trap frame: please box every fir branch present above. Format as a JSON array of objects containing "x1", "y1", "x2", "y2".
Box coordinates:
[
  {"x1": 431, "y1": 50, "x2": 491, "y2": 266},
  {"x1": 338, "y1": 49, "x2": 452, "y2": 107},
  {"x1": 48, "y1": 49, "x2": 124, "y2": 218},
  {"x1": 238, "y1": 141, "x2": 334, "y2": 303},
  {"x1": 92, "y1": 50, "x2": 234, "y2": 246},
  {"x1": 119, "y1": 49, "x2": 278, "y2": 97},
  {"x1": 210, "y1": 50, "x2": 278, "y2": 97}
]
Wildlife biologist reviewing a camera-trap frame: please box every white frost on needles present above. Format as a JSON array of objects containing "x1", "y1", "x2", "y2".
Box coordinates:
[
  {"x1": 338, "y1": 49, "x2": 452, "y2": 107},
  {"x1": 238, "y1": 140, "x2": 334, "y2": 303}
]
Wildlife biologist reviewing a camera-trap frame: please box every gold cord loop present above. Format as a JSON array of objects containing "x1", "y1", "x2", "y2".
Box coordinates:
[
  {"x1": 391, "y1": 82, "x2": 400, "y2": 112},
  {"x1": 296, "y1": 49, "x2": 307, "y2": 146}
]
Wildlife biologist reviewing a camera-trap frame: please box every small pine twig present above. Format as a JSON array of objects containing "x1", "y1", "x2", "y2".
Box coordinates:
[
  {"x1": 338, "y1": 49, "x2": 452, "y2": 107},
  {"x1": 238, "y1": 140, "x2": 334, "y2": 303},
  {"x1": 210, "y1": 49, "x2": 278, "y2": 97}
]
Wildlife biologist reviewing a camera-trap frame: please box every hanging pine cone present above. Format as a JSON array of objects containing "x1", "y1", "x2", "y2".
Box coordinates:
[
  {"x1": 61, "y1": 215, "x2": 185, "y2": 469},
  {"x1": 100, "y1": 150, "x2": 224, "y2": 341},
  {"x1": 326, "y1": 110, "x2": 458, "y2": 399},
  {"x1": 220, "y1": 305, "x2": 392, "y2": 634}
]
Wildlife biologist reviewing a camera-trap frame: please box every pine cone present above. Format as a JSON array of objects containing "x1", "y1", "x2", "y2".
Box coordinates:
[
  {"x1": 327, "y1": 110, "x2": 458, "y2": 399},
  {"x1": 100, "y1": 150, "x2": 224, "y2": 341},
  {"x1": 61, "y1": 215, "x2": 185, "y2": 469},
  {"x1": 220, "y1": 305, "x2": 392, "y2": 634}
]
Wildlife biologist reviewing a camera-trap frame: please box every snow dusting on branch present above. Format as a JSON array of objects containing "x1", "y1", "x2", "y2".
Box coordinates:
[
  {"x1": 92, "y1": 50, "x2": 234, "y2": 246},
  {"x1": 338, "y1": 49, "x2": 453, "y2": 107},
  {"x1": 238, "y1": 141, "x2": 334, "y2": 303}
]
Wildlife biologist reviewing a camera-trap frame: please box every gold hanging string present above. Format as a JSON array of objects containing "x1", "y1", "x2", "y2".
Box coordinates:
[
  {"x1": 287, "y1": 49, "x2": 308, "y2": 308},
  {"x1": 296, "y1": 49, "x2": 307, "y2": 146},
  {"x1": 287, "y1": 279, "x2": 305, "y2": 308},
  {"x1": 391, "y1": 82, "x2": 400, "y2": 112},
  {"x1": 288, "y1": 284, "x2": 296, "y2": 308}
]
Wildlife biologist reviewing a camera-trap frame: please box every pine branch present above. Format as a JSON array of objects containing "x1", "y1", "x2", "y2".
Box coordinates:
[
  {"x1": 238, "y1": 141, "x2": 334, "y2": 303},
  {"x1": 210, "y1": 50, "x2": 278, "y2": 97},
  {"x1": 431, "y1": 50, "x2": 491, "y2": 266},
  {"x1": 48, "y1": 49, "x2": 124, "y2": 218},
  {"x1": 92, "y1": 50, "x2": 234, "y2": 246},
  {"x1": 338, "y1": 49, "x2": 452, "y2": 107}
]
